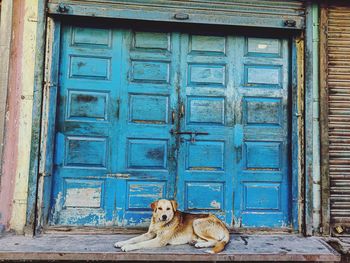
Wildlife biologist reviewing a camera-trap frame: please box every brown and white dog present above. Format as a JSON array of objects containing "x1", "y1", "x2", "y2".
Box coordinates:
[{"x1": 114, "y1": 199, "x2": 230, "y2": 253}]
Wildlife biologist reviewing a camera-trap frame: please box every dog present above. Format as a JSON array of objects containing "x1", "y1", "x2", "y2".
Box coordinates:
[{"x1": 114, "y1": 199, "x2": 230, "y2": 253}]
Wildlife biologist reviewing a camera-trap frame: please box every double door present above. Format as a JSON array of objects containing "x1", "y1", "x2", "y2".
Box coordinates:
[{"x1": 50, "y1": 25, "x2": 290, "y2": 228}]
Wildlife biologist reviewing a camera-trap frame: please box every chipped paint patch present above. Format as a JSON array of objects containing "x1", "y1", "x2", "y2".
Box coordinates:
[
  {"x1": 210, "y1": 200, "x2": 221, "y2": 209},
  {"x1": 189, "y1": 167, "x2": 217, "y2": 171},
  {"x1": 65, "y1": 188, "x2": 101, "y2": 208}
]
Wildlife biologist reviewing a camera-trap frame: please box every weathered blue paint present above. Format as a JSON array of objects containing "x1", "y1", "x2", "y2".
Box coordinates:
[
  {"x1": 37, "y1": 19, "x2": 62, "y2": 232},
  {"x1": 232, "y1": 36, "x2": 291, "y2": 228},
  {"x1": 175, "y1": 34, "x2": 234, "y2": 225},
  {"x1": 50, "y1": 25, "x2": 292, "y2": 228}
]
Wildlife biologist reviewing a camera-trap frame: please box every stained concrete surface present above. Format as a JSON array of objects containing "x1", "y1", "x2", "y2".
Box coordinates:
[{"x1": 0, "y1": 233, "x2": 340, "y2": 262}]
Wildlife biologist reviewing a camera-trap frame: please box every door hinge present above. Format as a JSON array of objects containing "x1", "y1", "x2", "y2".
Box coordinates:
[
  {"x1": 179, "y1": 103, "x2": 185, "y2": 118},
  {"x1": 43, "y1": 81, "x2": 56, "y2": 90},
  {"x1": 116, "y1": 99, "x2": 120, "y2": 119},
  {"x1": 39, "y1": 171, "x2": 52, "y2": 177}
]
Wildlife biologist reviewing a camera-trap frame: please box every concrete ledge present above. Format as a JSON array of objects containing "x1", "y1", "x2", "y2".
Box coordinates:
[{"x1": 0, "y1": 234, "x2": 341, "y2": 262}]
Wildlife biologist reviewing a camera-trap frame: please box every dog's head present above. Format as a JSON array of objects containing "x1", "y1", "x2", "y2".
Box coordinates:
[{"x1": 151, "y1": 199, "x2": 178, "y2": 223}]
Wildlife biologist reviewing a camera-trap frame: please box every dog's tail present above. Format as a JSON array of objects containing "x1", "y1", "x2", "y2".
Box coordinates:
[{"x1": 211, "y1": 230, "x2": 230, "y2": 254}]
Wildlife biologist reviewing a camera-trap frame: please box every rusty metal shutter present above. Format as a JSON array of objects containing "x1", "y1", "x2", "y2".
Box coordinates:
[
  {"x1": 47, "y1": 0, "x2": 305, "y2": 30},
  {"x1": 326, "y1": 4, "x2": 350, "y2": 235}
]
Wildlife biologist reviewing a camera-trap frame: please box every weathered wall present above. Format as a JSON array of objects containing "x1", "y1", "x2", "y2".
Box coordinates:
[
  {"x1": 0, "y1": 0, "x2": 23, "y2": 231},
  {"x1": 0, "y1": 0, "x2": 38, "y2": 233}
]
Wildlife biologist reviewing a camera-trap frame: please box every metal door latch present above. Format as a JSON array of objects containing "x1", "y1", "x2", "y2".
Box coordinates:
[{"x1": 170, "y1": 129, "x2": 209, "y2": 143}]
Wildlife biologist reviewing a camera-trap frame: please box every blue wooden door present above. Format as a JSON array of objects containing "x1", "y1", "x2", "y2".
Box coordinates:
[
  {"x1": 112, "y1": 30, "x2": 180, "y2": 226},
  {"x1": 175, "y1": 34, "x2": 235, "y2": 224},
  {"x1": 51, "y1": 26, "x2": 179, "y2": 226},
  {"x1": 50, "y1": 24, "x2": 291, "y2": 228},
  {"x1": 175, "y1": 34, "x2": 290, "y2": 227},
  {"x1": 232, "y1": 37, "x2": 291, "y2": 227},
  {"x1": 51, "y1": 26, "x2": 123, "y2": 225}
]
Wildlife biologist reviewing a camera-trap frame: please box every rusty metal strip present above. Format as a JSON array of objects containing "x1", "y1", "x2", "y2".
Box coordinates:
[
  {"x1": 319, "y1": 1, "x2": 330, "y2": 236},
  {"x1": 296, "y1": 35, "x2": 305, "y2": 234}
]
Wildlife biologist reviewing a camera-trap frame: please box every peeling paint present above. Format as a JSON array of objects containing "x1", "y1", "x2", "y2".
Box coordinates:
[
  {"x1": 8, "y1": 0, "x2": 40, "y2": 233},
  {"x1": 189, "y1": 167, "x2": 217, "y2": 171},
  {"x1": 133, "y1": 120, "x2": 164, "y2": 124},
  {"x1": 65, "y1": 188, "x2": 101, "y2": 208},
  {"x1": 210, "y1": 200, "x2": 221, "y2": 209}
]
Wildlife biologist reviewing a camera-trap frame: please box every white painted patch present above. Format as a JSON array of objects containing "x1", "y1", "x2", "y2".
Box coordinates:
[
  {"x1": 210, "y1": 200, "x2": 221, "y2": 209},
  {"x1": 65, "y1": 187, "x2": 101, "y2": 208},
  {"x1": 258, "y1": 44, "x2": 268, "y2": 49}
]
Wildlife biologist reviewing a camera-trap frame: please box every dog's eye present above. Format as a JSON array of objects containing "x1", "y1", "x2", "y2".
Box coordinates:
[
  {"x1": 158, "y1": 207, "x2": 162, "y2": 210},
  {"x1": 166, "y1": 207, "x2": 170, "y2": 210}
]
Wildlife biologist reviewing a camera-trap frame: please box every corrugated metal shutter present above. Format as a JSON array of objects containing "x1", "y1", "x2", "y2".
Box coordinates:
[
  {"x1": 47, "y1": 0, "x2": 305, "y2": 30},
  {"x1": 327, "y1": 4, "x2": 350, "y2": 235}
]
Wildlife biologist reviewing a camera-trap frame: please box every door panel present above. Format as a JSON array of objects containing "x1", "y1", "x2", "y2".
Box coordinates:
[
  {"x1": 233, "y1": 37, "x2": 290, "y2": 227},
  {"x1": 176, "y1": 34, "x2": 235, "y2": 224},
  {"x1": 51, "y1": 24, "x2": 291, "y2": 228},
  {"x1": 114, "y1": 31, "x2": 179, "y2": 226},
  {"x1": 51, "y1": 26, "x2": 121, "y2": 225}
]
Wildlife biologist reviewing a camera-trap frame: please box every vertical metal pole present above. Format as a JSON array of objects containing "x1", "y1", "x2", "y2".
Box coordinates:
[
  {"x1": 305, "y1": 1, "x2": 321, "y2": 236},
  {"x1": 312, "y1": 3, "x2": 321, "y2": 234}
]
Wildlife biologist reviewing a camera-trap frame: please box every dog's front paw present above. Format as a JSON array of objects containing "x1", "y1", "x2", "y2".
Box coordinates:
[
  {"x1": 195, "y1": 242, "x2": 204, "y2": 248},
  {"x1": 114, "y1": 241, "x2": 126, "y2": 248},
  {"x1": 189, "y1": 240, "x2": 197, "y2": 246},
  {"x1": 121, "y1": 244, "x2": 135, "y2": 252}
]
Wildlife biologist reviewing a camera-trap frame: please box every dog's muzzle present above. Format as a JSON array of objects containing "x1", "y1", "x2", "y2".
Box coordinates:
[{"x1": 162, "y1": 215, "x2": 167, "y2": 221}]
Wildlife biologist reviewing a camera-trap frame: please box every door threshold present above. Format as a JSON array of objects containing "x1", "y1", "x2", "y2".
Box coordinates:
[
  {"x1": 0, "y1": 233, "x2": 340, "y2": 262},
  {"x1": 43, "y1": 226, "x2": 294, "y2": 235},
  {"x1": 43, "y1": 226, "x2": 147, "y2": 235}
]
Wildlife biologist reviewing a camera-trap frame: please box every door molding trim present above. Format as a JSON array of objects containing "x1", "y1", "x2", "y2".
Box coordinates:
[
  {"x1": 291, "y1": 36, "x2": 304, "y2": 232},
  {"x1": 24, "y1": 0, "x2": 50, "y2": 234},
  {"x1": 33, "y1": 18, "x2": 61, "y2": 234}
]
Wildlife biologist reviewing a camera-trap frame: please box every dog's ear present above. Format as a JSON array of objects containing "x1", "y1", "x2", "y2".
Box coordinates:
[
  {"x1": 170, "y1": 200, "x2": 178, "y2": 211},
  {"x1": 151, "y1": 200, "x2": 158, "y2": 211}
]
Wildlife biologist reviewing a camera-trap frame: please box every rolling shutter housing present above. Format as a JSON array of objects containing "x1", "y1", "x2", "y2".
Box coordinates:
[{"x1": 47, "y1": 0, "x2": 305, "y2": 30}]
